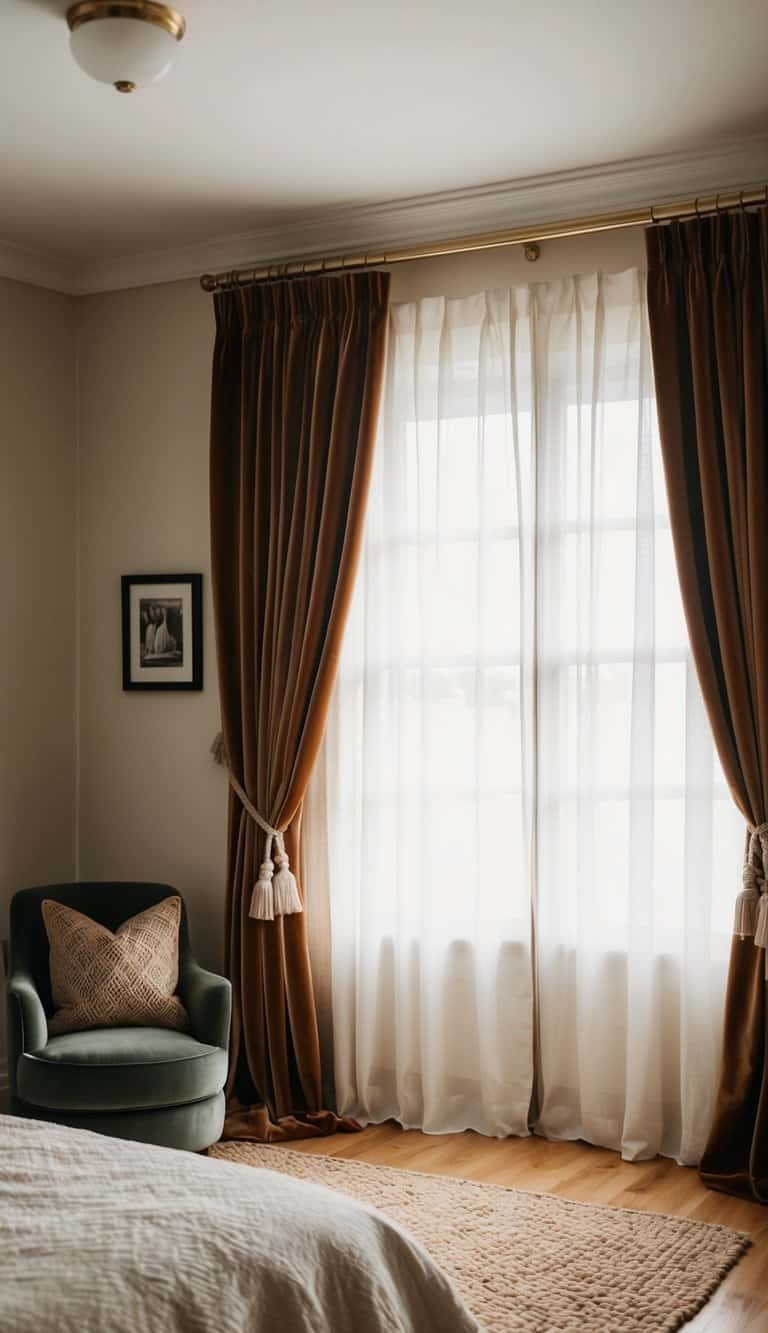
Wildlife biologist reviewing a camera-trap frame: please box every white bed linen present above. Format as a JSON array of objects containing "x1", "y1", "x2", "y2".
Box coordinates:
[{"x1": 0, "y1": 1115, "x2": 479, "y2": 1333}]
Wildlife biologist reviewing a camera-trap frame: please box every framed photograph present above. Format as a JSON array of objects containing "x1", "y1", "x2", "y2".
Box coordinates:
[{"x1": 122, "y1": 574, "x2": 202, "y2": 691}]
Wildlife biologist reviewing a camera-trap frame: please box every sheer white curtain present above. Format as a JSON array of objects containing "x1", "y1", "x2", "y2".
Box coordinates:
[
  {"x1": 532, "y1": 271, "x2": 743, "y2": 1163},
  {"x1": 325, "y1": 289, "x2": 536, "y2": 1136},
  {"x1": 322, "y1": 268, "x2": 743, "y2": 1160}
]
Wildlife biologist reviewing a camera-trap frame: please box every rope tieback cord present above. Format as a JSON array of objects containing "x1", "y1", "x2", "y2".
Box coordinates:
[{"x1": 734, "y1": 821, "x2": 768, "y2": 974}]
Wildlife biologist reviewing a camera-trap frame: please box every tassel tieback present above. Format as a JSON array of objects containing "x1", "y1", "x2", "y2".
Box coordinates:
[
  {"x1": 734, "y1": 861, "x2": 764, "y2": 939},
  {"x1": 249, "y1": 829, "x2": 302, "y2": 921},
  {"x1": 734, "y1": 820, "x2": 768, "y2": 978},
  {"x1": 227, "y1": 771, "x2": 303, "y2": 922}
]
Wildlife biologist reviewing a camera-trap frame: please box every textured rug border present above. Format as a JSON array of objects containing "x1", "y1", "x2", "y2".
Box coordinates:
[{"x1": 216, "y1": 1140, "x2": 753, "y2": 1247}]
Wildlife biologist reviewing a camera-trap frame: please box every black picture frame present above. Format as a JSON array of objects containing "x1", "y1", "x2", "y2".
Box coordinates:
[{"x1": 121, "y1": 574, "x2": 203, "y2": 691}]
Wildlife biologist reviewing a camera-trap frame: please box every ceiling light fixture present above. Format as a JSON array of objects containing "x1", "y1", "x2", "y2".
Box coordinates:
[{"x1": 66, "y1": 1, "x2": 186, "y2": 94}]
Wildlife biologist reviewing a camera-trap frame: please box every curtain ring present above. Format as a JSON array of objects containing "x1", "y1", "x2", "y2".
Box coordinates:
[
  {"x1": 694, "y1": 196, "x2": 701, "y2": 218},
  {"x1": 650, "y1": 204, "x2": 656, "y2": 224},
  {"x1": 739, "y1": 189, "x2": 747, "y2": 213}
]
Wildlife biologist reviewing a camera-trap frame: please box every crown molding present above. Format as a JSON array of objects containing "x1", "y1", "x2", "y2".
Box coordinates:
[
  {"x1": 0, "y1": 237, "x2": 79, "y2": 295},
  {"x1": 1, "y1": 133, "x2": 767, "y2": 296}
]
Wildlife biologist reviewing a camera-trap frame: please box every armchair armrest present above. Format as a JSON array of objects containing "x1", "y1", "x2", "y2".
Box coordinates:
[
  {"x1": 180, "y1": 958, "x2": 231, "y2": 1052},
  {"x1": 8, "y1": 971, "x2": 48, "y2": 1055}
]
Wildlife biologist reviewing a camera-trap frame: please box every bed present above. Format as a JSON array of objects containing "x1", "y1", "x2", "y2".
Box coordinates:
[{"x1": 0, "y1": 1114, "x2": 479, "y2": 1333}]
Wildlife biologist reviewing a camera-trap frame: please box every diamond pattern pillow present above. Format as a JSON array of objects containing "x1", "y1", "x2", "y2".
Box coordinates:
[{"x1": 42, "y1": 896, "x2": 189, "y2": 1036}]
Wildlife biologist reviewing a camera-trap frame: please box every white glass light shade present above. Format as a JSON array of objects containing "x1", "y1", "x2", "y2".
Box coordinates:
[{"x1": 69, "y1": 16, "x2": 179, "y2": 91}]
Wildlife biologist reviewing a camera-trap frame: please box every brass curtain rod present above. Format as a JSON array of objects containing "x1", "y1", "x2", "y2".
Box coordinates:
[{"x1": 200, "y1": 183, "x2": 768, "y2": 293}]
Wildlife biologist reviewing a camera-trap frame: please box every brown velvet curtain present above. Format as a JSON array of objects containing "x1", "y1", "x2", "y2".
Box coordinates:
[
  {"x1": 646, "y1": 208, "x2": 768, "y2": 1200},
  {"x1": 210, "y1": 271, "x2": 390, "y2": 1141}
]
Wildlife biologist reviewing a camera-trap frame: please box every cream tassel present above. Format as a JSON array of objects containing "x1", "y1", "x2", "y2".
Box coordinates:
[
  {"x1": 754, "y1": 890, "x2": 768, "y2": 950},
  {"x1": 249, "y1": 833, "x2": 276, "y2": 921},
  {"x1": 734, "y1": 865, "x2": 760, "y2": 938},
  {"x1": 272, "y1": 833, "x2": 303, "y2": 916},
  {"x1": 734, "y1": 823, "x2": 768, "y2": 939}
]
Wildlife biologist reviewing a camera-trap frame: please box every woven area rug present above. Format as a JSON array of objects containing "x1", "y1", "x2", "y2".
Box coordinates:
[{"x1": 211, "y1": 1143, "x2": 750, "y2": 1333}]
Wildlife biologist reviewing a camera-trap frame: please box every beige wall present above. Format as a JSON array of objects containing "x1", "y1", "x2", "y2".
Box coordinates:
[
  {"x1": 76, "y1": 280, "x2": 226, "y2": 971},
  {"x1": 0, "y1": 277, "x2": 78, "y2": 1078},
  {"x1": 388, "y1": 227, "x2": 644, "y2": 302}
]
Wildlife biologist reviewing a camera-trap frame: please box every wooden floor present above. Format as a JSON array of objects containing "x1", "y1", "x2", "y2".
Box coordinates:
[{"x1": 293, "y1": 1122, "x2": 768, "y2": 1332}]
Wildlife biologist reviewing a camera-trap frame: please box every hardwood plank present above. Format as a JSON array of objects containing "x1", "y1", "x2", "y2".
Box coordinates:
[{"x1": 299, "y1": 1121, "x2": 767, "y2": 1332}]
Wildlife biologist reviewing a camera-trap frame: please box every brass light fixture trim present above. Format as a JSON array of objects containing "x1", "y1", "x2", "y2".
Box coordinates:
[{"x1": 66, "y1": 1, "x2": 186, "y2": 43}]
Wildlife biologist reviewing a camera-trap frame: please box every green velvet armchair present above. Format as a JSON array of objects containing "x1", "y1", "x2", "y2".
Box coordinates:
[{"x1": 6, "y1": 882, "x2": 231, "y2": 1152}]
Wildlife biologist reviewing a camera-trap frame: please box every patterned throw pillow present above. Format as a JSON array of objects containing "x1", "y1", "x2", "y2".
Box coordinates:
[{"x1": 42, "y1": 897, "x2": 189, "y2": 1036}]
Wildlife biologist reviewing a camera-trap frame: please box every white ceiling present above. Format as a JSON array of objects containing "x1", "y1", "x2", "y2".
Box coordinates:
[{"x1": 2, "y1": 0, "x2": 768, "y2": 281}]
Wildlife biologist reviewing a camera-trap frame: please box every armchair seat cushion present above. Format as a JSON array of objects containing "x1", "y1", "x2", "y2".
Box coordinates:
[{"x1": 17, "y1": 1027, "x2": 228, "y2": 1114}]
